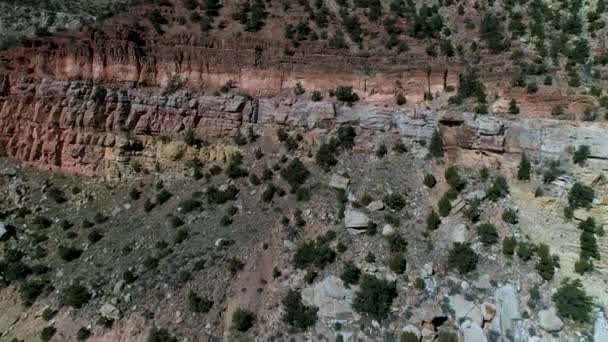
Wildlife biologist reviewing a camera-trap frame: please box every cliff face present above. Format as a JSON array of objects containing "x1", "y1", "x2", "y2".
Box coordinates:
[{"x1": 0, "y1": 4, "x2": 605, "y2": 174}]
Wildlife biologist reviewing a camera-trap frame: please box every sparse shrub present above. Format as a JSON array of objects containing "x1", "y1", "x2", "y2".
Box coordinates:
[
  {"x1": 219, "y1": 213, "x2": 232, "y2": 226},
  {"x1": 464, "y1": 200, "x2": 481, "y2": 223},
  {"x1": 87, "y1": 229, "x2": 103, "y2": 243},
  {"x1": 385, "y1": 233, "x2": 408, "y2": 253},
  {"x1": 156, "y1": 189, "x2": 173, "y2": 204},
  {"x1": 383, "y1": 193, "x2": 406, "y2": 211},
  {"x1": 144, "y1": 198, "x2": 156, "y2": 212},
  {"x1": 40, "y1": 326, "x2": 56, "y2": 341},
  {"x1": 438, "y1": 197, "x2": 452, "y2": 217},
  {"x1": 477, "y1": 223, "x2": 498, "y2": 245},
  {"x1": 487, "y1": 176, "x2": 509, "y2": 201},
  {"x1": 61, "y1": 284, "x2": 91, "y2": 308},
  {"x1": 400, "y1": 332, "x2": 419, "y2": 342},
  {"x1": 206, "y1": 185, "x2": 239, "y2": 204},
  {"x1": 174, "y1": 229, "x2": 189, "y2": 244},
  {"x1": 574, "y1": 258, "x2": 594, "y2": 274},
  {"x1": 123, "y1": 270, "x2": 137, "y2": 283},
  {"x1": 479, "y1": 167, "x2": 489, "y2": 181},
  {"x1": 48, "y1": 187, "x2": 67, "y2": 203},
  {"x1": 233, "y1": 129, "x2": 247, "y2": 146},
  {"x1": 188, "y1": 291, "x2": 213, "y2": 313},
  {"x1": 293, "y1": 238, "x2": 336, "y2": 270},
  {"x1": 517, "y1": 154, "x2": 531, "y2": 180},
  {"x1": 426, "y1": 210, "x2": 441, "y2": 231},
  {"x1": 423, "y1": 174, "x2": 436, "y2": 188},
  {"x1": 536, "y1": 244, "x2": 558, "y2": 281},
  {"x1": 447, "y1": 243, "x2": 478, "y2": 274},
  {"x1": 429, "y1": 130, "x2": 444, "y2": 158},
  {"x1": 502, "y1": 236, "x2": 517, "y2": 256},
  {"x1": 19, "y1": 279, "x2": 47, "y2": 306},
  {"x1": 333, "y1": 86, "x2": 359, "y2": 104},
  {"x1": 225, "y1": 153, "x2": 249, "y2": 179},
  {"x1": 281, "y1": 158, "x2": 310, "y2": 190},
  {"x1": 76, "y1": 327, "x2": 91, "y2": 341},
  {"x1": 388, "y1": 254, "x2": 407, "y2": 274},
  {"x1": 282, "y1": 290, "x2": 318, "y2": 331},
  {"x1": 396, "y1": 93, "x2": 407, "y2": 105},
  {"x1": 340, "y1": 262, "x2": 361, "y2": 286},
  {"x1": 568, "y1": 182, "x2": 594, "y2": 209},
  {"x1": 179, "y1": 199, "x2": 202, "y2": 213},
  {"x1": 376, "y1": 144, "x2": 388, "y2": 158},
  {"x1": 147, "y1": 327, "x2": 177, "y2": 342},
  {"x1": 552, "y1": 279, "x2": 593, "y2": 323},
  {"x1": 227, "y1": 257, "x2": 244, "y2": 274},
  {"x1": 508, "y1": 99, "x2": 520, "y2": 114},
  {"x1": 311, "y1": 90, "x2": 323, "y2": 101},
  {"x1": 144, "y1": 256, "x2": 159, "y2": 270},
  {"x1": 169, "y1": 215, "x2": 184, "y2": 228},
  {"x1": 445, "y1": 167, "x2": 466, "y2": 192},
  {"x1": 393, "y1": 139, "x2": 407, "y2": 153},
  {"x1": 232, "y1": 308, "x2": 255, "y2": 332},
  {"x1": 437, "y1": 330, "x2": 458, "y2": 342},
  {"x1": 34, "y1": 216, "x2": 52, "y2": 229},
  {"x1": 415, "y1": 277, "x2": 426, "y2": 290},
  {"x1": 58, "y1": 245, "x2": 82, "y2": 262},
  {"x1": 502, "y1": 209, "x2": 518, "y2": 224},
  {"x1": 352, "y1": 275, "x2": 398, "y2": 320},
  {"x1": 517, "y1": 242, "x2": 534, "y2": 261},
  {"x1": 573, "y1": 145, "x2": 591, "y2": 166}
]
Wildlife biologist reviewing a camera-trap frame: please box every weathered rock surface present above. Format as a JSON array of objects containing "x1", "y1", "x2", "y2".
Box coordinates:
[
  {"x1": 492, "y1": 284, "x2": 521, "y2": 338},
  {"x1": 301, "y1": 276, "x2": 356, "y2": 323},
  {"x1": 594, "y1": 309, "x2": 608, "y2": 342},
  {"x1": 329, "y1": 174, "x2": 350, "y2": 190},
  {"x1": 538, "y1": 308, "x2": 563, "y2": 333},
  {"x1": 344, "y1": 209, "x2": 370, "y2": 228},
  {"x1": 461, "y1": 319, "x2": 488, "y2": 342}
]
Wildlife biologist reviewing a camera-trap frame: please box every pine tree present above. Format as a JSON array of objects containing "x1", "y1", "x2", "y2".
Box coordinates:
[
  {"x1": 429, "y1": 129, "x2": 444, "y2": 158},
  {"x1": 517, "y1": 154, "x2": 531, "y2": 180},
  {"x1": 508, "y1": 99, "x2": 520, "y2": 114}
]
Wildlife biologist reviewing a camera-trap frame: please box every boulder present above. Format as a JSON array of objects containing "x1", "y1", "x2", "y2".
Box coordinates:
[
  {"x1": 100, "y1": 303, "x2": 120, "y2": 320},
  {"x1": 492, "y1": 284, "x2": 521, "y2": 337},
  {"x1": 450, "y1": 224, "x2": 468, "y2": 244},
  {"x1": 481, "y1": 302, "x2": 496, "y2": 322},
  {"x1": 344, "y1": 209, "x2": 370, "y2": 228},
  {"x1": 329, "y1": 174, "x2": 350, "y2": 190},
  {"x1": 301, "y1": 276, "x2": 357, "y2": 322},
  {"x1": 461, "y1": 320, "x2": 487, "y2": 342},
  {"x1": 367, "y1": 200, "x2": 384, "y2": 212},
  {"x1": 382, "y1": 224, "x2": 396, "y2": 236},
  {"x1": 594, "y1": 308, "x2": 608, "y2": 342},
  {"x1": 474, "y1": 275, "x2": 492, "y2": 290},
  {"x1": 449, "y1": 294, "x2": 476, "y2": 320},
  {"x1": 538, "y1": 307, "x2": 563, "y2": 332},
  {"x1": 401, "y1": 324, "x2": 421, "y2": 339}
]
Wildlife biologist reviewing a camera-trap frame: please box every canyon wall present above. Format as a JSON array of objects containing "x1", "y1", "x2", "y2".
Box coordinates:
[{"x1": 1, "y1": 78, "x2": 607, "y2": 175}]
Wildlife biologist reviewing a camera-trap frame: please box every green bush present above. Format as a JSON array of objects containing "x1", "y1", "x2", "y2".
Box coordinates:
[
  {"x1": 426, "y1": 210, "x2": 441, "y2": 231},
  {"x1": 438, "y1": 197, "x2": 452, "y2": 217},
  {"x1": 574, "y1": 258, "x2": 594, "y2": 274},
  {"x1": 501, "y1": 209, "x2": 518, "y2": 224},
  {"x1": 383, "y1": 193, "x2": 406, "y2": 210},
  {"x1": 573, "y1": 145, "x2": 591, "y2": 166},
  {"x1": 19, "y1": 279, "x2": 47, "y2": 306},
  {"x1": 447, "y1": 243, "x2": 478, "y2": 274},
  {"x1": 552, "y1": 278, "x2": 593, "y2": 323},
  {"x1": 206, "y1": 185, "x2": 239, "y2": 204},
  {"x1": 487, "y1": 176, "x2": 509, "y2": 201},
  {"x1": 517, "y1": 154, "x2": 531, "y2": 180},
  {"x1": 58, "y1": 245, "x2": 82, "y2": 262},
  {"x1": 156, "y1": 189, "x2": 173, "y2": 205},
  {"x1": 536, "y1": 244, "x2": 558, "y2": 281},
  {"x1": 423, "y1": 174, "x2": 436, "y2": 188},
  {"x1": 232, "y1": 308, "x2": 255, "y2": 332},
  {"x1": 568, "y1": 182, "x2": 594, "y2": 209},
  {"x1": 502, "y1": 236, "x2": 517, "y2": 256},
  {"x1": 396, "y1": 93, "x2": 407, "y2": 105},
  {"x1": 463, "y1": 200, "x2": 481, "y2": 223},
  {"x1": 352, "y1": 275, "x2": 398, "y2": 320},
  {"x1": 76, "y1": 327, "x2": 91, "y2": 341},
  {"x1": 388, "y1": 254, "x2": 407, "y2": 274},
  {"x1": 311, "y1": 90, "x2": 323, "y2": 101},
  {"x1": 429, "y1": 130, "x2": 444, "y2": 158},
  {"x1": 61, "y1": 284, "x2": 91, "y2": 308},
  {"x1": 293, "y1": 238, "x2": 336, "y2": 270},
  {"x1": 340, "y1": 261, "x2": 361, "y2": 286},
  {"x1": 376, "y1": 144, "x2": 388, "y2": 158},
  {"x1": 40, "y1": 326, "x2": 56, "y2": 341},
  {"x1": 282, "y1": 290, "x2": 318, "y2": 330},
  {"x1": 188, "y1": 291, "x2": 213, "y2": 313},
  {"x1": 400, "y1": 332, "x2": 419, "y2": 342},
  {"x1": 333, "y1": 86, "x2": 359, "y2": 104},
  {"x1": 508, "y1": 99, "x2": 520, "y2": 114},
  {"x1": 476, "y1": 223, "x2": 498, "y2": 245},
  {"x1": 225, "y1": 153, "x2": 249, "y2": 179},
  {"x1": 281, "y1": 158, "x2": 310, "y2": 189},
  {"x1": 385, "y1": 233, "x2": 408, "y2": 253},
  {"x1": 147, "y1": 327, "x2": 177, "y2": 342},
  {"x1": 393, "y1": 140, "x2": 407, "y2": 153},
  {"x1": 444, "y1": 167, "x2": 466, "y2": 191},
  {"x1": 516, "y1": 242, "x2": 534, "y2": 261},
  {"x1": 47, "y1": 187, "x2": 67, "y2": 203}
]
